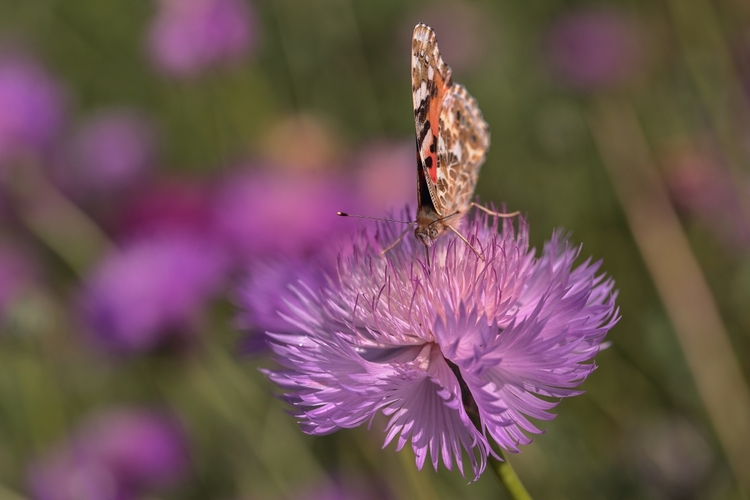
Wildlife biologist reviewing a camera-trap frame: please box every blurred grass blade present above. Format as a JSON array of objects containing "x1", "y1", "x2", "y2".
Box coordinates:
[
  {"x1": 588, "y1": 97, "x2": 750, "y2": 493},
  {"x1": 0, "y1": 483, "x2": 29, "y2": 500},
  {"x1": 6, "y1": 160, "x2": 113, "y2": 275}
]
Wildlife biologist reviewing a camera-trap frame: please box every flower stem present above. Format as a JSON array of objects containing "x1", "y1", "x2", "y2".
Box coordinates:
[
  {"x1": 5, "y1": 159, "x2": 113, "y2": 275},
  {"x1": 490, "y1": 449, "x2": 533, "y2": 500}
]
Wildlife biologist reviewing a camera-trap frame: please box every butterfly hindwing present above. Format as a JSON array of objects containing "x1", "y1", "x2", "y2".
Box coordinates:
[{"x1": 436, "y1": 83, "x2": 489, "y2": 215}]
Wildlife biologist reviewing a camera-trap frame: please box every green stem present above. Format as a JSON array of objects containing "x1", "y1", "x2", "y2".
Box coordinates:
[
  {"x1": 490, "y1": 449, "x2": 533, "y2": 500},
  {"x1": 5, "y1": 159, "x2": 113, "y2": 275}
]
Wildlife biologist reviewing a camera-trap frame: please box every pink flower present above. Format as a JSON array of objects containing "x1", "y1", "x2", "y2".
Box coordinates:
[
  {"x1": 53, "y1": 108, "x2": 158, "y2": 197},
  {"x1": 544, "y1": 8, "x2": 646, "y2": 90},
  {"x1": 80, "y1": 234, "x2": 227, "y2": 353},
  {"x1": 257, "y1": 207, "x2": 619, "y2": 479},
  {"x1": 28, "y1": 408, "x2": 189, "y2": 500},
  {"x1": 147, "y1": 0, "x2": 258, "y2": 77},
  {"x1": 212, "y1": 167, "x2": 356, "y2": 261},
  {"x1": 0, "y1": 55, "x2": 65, "y2": 165}
]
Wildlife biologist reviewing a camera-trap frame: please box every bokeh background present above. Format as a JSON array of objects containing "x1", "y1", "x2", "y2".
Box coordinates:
[{"x1": 0, "y1": 0, "x2": 749, "y2": 499}]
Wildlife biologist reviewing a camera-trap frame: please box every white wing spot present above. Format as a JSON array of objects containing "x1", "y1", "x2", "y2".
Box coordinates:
[
  {"x1": 451, "y1": 142, "x2": 462, "y2": 162},
  {"x1": 414, "y1": 82, "x2": 428, "y2": 104}
]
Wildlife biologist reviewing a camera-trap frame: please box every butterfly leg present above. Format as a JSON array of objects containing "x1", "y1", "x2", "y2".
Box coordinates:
[
  {"x1": 380, "y1": 223, "x2": 415, "y2": 256},
  {"x1": 446, "y1": 224, "x2": 484, "y2": 262},
  {"x1": 470, "y1": 202, "x2": 520, "y2": 218}
]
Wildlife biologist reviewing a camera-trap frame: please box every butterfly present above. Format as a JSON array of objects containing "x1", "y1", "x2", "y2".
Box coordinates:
[{"x1": 340, "y1": 23, "x2": 517, "y2": 263}]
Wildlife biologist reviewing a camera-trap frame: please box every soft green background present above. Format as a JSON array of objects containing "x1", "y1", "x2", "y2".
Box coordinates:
[{"x1": 1, "y1": 0, "x2": 749, "y2": 498}]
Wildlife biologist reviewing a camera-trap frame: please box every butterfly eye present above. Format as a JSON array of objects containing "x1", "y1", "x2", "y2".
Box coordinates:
[{"x1": 429, "y1": 227, "x2": 439, "y2": 239}]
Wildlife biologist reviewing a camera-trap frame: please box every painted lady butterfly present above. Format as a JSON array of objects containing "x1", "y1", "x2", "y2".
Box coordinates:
[
  {"x1": 340, "y1": 23, "x2": 516, "y2": 261},
  {"x1": 411, "y1": 23, "x2": 516, "y2": 256}
]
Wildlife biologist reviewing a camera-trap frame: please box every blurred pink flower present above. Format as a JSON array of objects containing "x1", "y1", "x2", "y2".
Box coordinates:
[
  {"x1": 299, "y1": 479, "x2": 392, "y2": 500},
  {"x1": 113, "y1": 176, "x2": 215, "y2": 240},
  {"x1": 544, "y1": 8, "x2": 646, "y2": 90},
  {"x1": 80, "y1": 234, "x2": 227, "y2": 353},
  {"x1": 147, "y1": 0, "x2": 258, "y2": 77},
  {"x1": 55, "y1": 108, "x2": 157, "y2": 196},
  {"x1": 629, "y1": 416, "x2": 714, "y2": 498},
  {"x1": 664, "y1": 143, "x2": 750, "y2": 250},
  {"x1": 28, "y1": 408, "x2": 189, "y2": 500},
  {"x1": 353, "y1": 141, "x2": 414, "y2": 213},
  {"x1": 0, "y1": 55, "x2": 65, "y2": 165},
  {"x1": 212, "y1": 166, "x2": 357, "y2": 261}
]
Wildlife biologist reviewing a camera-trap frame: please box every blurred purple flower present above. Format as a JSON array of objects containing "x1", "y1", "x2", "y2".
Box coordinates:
[
  {"x1": 0, "y1": 55, "x2": 65, "y2": 165},
  {"x1": 260, "y1": 208, "x2": 618, "y2": 479},
  {"x1": 629, "y1": 415, "x2": 714, "y2": 498},
  {"x1": 353, "y1": 141, "x2": 414, "y2": 213},
  {"x1": 0, "y1": 242, "x2": 36, "y2": 316},
  {"x1": 544, "y1": 8, "x2": 646, "y2": 90},
  {"x1": 299, "y1": 479, "x2": 391, "y2": 500},
  {"x1": 57, "y1": 109, "x2": 157, "y2": 196},
  {"x1": 213, "y1": 167, "x2": 356, "y2": 261},
  {"x1": 664, "y1": 142, "x2": 750, "y2": 250},
  {"x1": 113, "y1": 176, "x2": 215, "y2": 240},
  {"x1": 80, "y1": 234, "x2": 226, "y2": 353},
  {"x1": 28, "y1": 408, "x2": 189, "y2": 500},
  {"x1": 147, "y1": 0, "x2": 257, "y2": 77},
  {"x1": 81, "y1": 409, "x2": 190, "y2": 488}
]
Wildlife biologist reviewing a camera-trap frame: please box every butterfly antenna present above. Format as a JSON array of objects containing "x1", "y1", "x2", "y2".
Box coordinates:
[
  {"x1": 446, "y1": 224, "x2": 484, "y2": 262},
  {"x1": 469, "y1": 203, "x2": 520, "y2": 218},
  {"x1": 337, "y1": 212, "x2": 413, "y2": 224},
  {"x1": 380, "y1": 222, "x2": 415, "y2": 256}
]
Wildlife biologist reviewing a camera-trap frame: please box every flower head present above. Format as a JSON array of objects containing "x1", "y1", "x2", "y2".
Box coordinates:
[
  {"x1": 663, "y1": 141, "x2": 750, "y2": 250},
  {"x1": 544, "y1": 8, "x2": 646, "y2": 90},
  {"x1": 0, "y1": 55, "x2": 65, "y2": 165},
  {"x1": 113, "y1": 176, "x2": 215, "y2": 240},
  {"x1": 80, "y1": 234, "x2": 227, "y2": 353},
  {"x1": 28, "y1": 407, "x2": 189, "y2": 500},
  {"x1": 147, "y1": 0, "x2": 257, "y2": 77},
  {"x1": 259, "y1": 208, "x2": 618, "y2": 479},
  {"x1": 213, "y1": 167, "x2": 356, "y2": 261},
  {"x1": 60, "y1": 108, "x2": 158, "y2": 196}
]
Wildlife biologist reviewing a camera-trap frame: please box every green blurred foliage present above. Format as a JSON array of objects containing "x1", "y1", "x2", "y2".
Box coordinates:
[{"x1": 1, "y1": 0, "x2": 750, "y2": 499}]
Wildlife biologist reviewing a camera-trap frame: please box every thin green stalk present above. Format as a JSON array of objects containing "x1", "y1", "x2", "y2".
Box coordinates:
[
  {"x1": 0, "y1": 483, "x2": 29, "y2": 500},
  {"x1": 489, "y1": 449, "x2": 533, "y2": 500},
  {"x1": 5, "y1": 159, "x2": 113, "y2": 275}
]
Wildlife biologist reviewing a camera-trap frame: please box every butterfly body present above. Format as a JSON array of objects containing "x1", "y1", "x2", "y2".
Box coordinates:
[{"x1": 411, "y1": 23, "x2": 490, "y2": 248}]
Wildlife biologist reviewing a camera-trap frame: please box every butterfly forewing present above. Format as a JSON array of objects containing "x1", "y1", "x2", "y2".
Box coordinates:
[{"x1": 412, "y1": 23, "x2": 452, "y2": 216}]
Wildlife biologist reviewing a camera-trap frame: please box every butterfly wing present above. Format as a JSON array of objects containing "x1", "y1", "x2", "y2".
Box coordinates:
[
  {"x1": 436, "y1": 83, "x2": 489, "y2": 215},
  {"x1": 412, "y1": 23, "x2": 452, "y2": 216}
]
